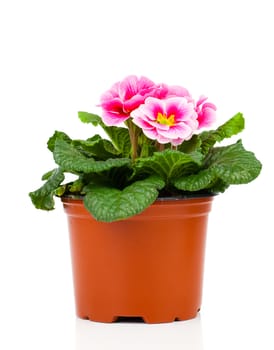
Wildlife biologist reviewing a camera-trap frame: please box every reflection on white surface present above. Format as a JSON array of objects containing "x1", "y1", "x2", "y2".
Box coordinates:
[{"x1": 75, "y1": 315, "x2": 203, "y2": 349}]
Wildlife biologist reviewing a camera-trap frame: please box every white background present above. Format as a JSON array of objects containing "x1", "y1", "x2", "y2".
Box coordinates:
[{"x1": 0, "y1": 0, "x2": 273, "y2": 349}]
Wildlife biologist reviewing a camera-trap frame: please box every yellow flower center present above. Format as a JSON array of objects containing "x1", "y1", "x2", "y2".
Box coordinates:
[{"x1": 156, "y1": 112, "x2": 175, "y2": 126}]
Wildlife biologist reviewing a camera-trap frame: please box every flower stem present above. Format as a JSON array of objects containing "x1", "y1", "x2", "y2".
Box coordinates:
[
  {"x1": 156, "y1": 142, "x2": 165, "y2": 152},
  {"x1": 126, "y1": 119, "x2": 139, "y2": 161}
]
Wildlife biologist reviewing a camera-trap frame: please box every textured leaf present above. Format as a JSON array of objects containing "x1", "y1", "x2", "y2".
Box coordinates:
[
  {"x1": 83, "y1": 176, "x2": 165, "y2": 222},
  {"x1": 101, "y1": 125, "x2": 131, "y2": 156},
  {"x1": 98, "y1": 166, "x2": 133, "y2": 189},
  {"x1": 78, "y1": 111, "x2": 131, "y2": 156},
  {"x1": 29, "y1": 168, "x2": 65, "y2": 210},
  {"x1": 200, "y1": 113, "x2": 245, "y2": 154},
  {"x1": 47, "y1": 131, "x2": 72, "y2": 152},
  {"x1": 41, "y1": 169, "x2": 55, "y2": 181},
  {"x1": 78, "y1": 111, "x2": 101, "y2": 125},
  {"x1": 174, "y1": 168, "x2": 216, "y2": 192},
  {"x1": 173, "y1": 169, "x2": 230, "y2": 193},
  {"x1": 53, "y1": 138, "x2": 131, "y2": 173},
  {"x1": 72, "y1": 135, "x2": 121, "y2": 160},
  {"x1": 134, "y1": 149, "x2": 203, "y2": 182},
  {"x1": 177, "y1": 135, "x2": 202, "y2": 153},
  {"x1": 205, "y1": 140, "x2": 262, "y2": 184},
  {"x1": 174, "y1": 140, "x2": 262, "y2": 192},
  {"x1": 209, "y1": 179, "x2": 230, "y2": 193},
  {"x1": 68, "y1": 176, "x2": 86, "y2": 193}
]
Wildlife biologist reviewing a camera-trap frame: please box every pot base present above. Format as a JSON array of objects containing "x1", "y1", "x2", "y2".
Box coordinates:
[{"x1": 77, "y1": 310, "x2": 200, "y2": 324}]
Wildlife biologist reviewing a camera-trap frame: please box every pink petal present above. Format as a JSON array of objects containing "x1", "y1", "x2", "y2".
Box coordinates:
[
  {"x1": 182, "y1": 118, "x2": 199, "y2": 130},
  {"x1": 119, "y1": 75, "x2": 155, "y2": 100},
  {"x1": 165, "y1": 85, "x2": 191, "y2": 98},
  {"x1": 131, "y1": 114, "x2": 155, "y2": 130},
  {"x1": 154, "y1": 84, "x2": 191, "y2": 99},
  {"x1": 101, "y1": 110, "x2": 129, "y2": 126},
  {"x1": 195, "y1": 96, "x2": 217, "y2": 128},
  {"x1": 124, "y1": 95, "x2": 146, "y2": 112},
  {"x1": 165, "y1": 97, "x2": 195, "y2": 121},
  {"x1": 196, "y1": 95, "x2": 208, "y2": 108},
  {"x1": 100, "y1": 97, "x2": 123, "y2": 112},
  {"x1": 202, "y1": 102, "x2": 217, "y2": 110},
  {"x1": 119, "y1": 75, "x2": 139, "y2": 100},
  {"x1": 198, "y1": 107, "x2": 217, "y2": 128},
  {"x1": 140, "y1": 97, "x2": 165, "y2": 120},
  {"x1": 170, "y1": 137, "x2": 184, "y2": 146},
  {"x1": 156, "y1": 134, "x2": 173, "y2": 144},
  {"x1": 158, "y1": 124, "x2": 193, "y2": 139},
  {"x1": 100, "y1": 82, "x2": 120, "y2": 101},
  {"x1": 142, "y1": 128, "x2": 159, "y2": 140}
]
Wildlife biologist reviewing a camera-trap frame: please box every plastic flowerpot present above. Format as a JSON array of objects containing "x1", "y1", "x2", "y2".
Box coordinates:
[{"x1": 62, "y1": 195, "x2": 213, "y2": 324}]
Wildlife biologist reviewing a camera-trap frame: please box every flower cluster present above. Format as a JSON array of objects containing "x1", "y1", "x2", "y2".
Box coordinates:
[
  {"x1": 29, "y1": 74, "x2": 262, "y2": 222},
  {"x1": 100, "y1": 75, "x2": 216, "y2": 146}
]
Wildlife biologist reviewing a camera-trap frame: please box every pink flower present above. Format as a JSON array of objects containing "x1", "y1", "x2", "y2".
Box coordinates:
[
  {"x1": 195, "y1": 95, "x2": 217, "y2": 128},
  {"x1": 131, "y1": 97, "x2": 198, "y2": 146},
  {"x1": 100, "y1": 75, "x2": 217, "y2": 133},
  {"x1": 100, "y1": 75, "x2": 158, "y2": 126}
]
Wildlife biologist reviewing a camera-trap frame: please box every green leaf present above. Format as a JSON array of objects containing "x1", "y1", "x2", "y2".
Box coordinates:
[
  {"x1": 97, "y1": 165, "x2": 133, "y2": 189},
  {"x1": 83, "y1": 176, "x2": 165, "y2": 222},
  {"x1": 41, "y1": 169, "x2": 56, "y2": 181},
  {"x1": 29, "y1": 168, "x2": 65, "y2": 210},
  {"x1": 138, "y1": 134, "x2": 157, "y2": 157},
  {"x1": 209, "y1": 179, "x2": 230, "y2": 193},
  {"x1": 173, "y1": 168, "x2": 216, "y2": 192},
  {"x1": 47, "y1": 131, "x2": 72, "y2": 152},
  {"x1": 134, "y1": 149, "x2": 204, "y2": 182},
  {"x1": 53, "y1": 138, "x2": 131, "y2": 173},
  {"x1": 200, "y1": 112, "x2": 245, "y2": 154},
  {"x1": 54, "y1": 185, "x2": 67, "y2": 197},
  {"x1": 78, "y1": 111, "x2": 101, "y2": 125},
  {"x1": 177, "y1": 135, "x2": 202, "y2": 153},
  {"x1": 205, "y1": 140, "x2": 262, "y2": 184},
  {"x1": 79, "y1": 111, "x2": 131, "y2": 157},
  {"x1": 68, "y1": 176, "x2": 86, "y2": 193},
  {"x1": 100, "y1": 125, "x2": 131, "y2": 157},
  {"x1": 72, "y1": 135, "x2": 121, "y2": 160},
  {"x1": 174, "y1": 140, "x2": 262, "y2": 192}
]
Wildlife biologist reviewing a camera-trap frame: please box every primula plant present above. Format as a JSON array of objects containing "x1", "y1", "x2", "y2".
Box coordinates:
[{"x1": 29, "y1": 75, "x2": 262, "y2": 222}]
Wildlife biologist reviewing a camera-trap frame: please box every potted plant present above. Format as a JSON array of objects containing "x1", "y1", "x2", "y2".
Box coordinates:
[{"x1": 29, "y1": 75, "x2": 262, "y2": 323}]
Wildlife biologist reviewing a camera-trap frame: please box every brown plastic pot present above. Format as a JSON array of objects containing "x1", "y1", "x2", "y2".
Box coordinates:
[{"x1": 62, "y1": 196, "x2": 213, "y2": 324}]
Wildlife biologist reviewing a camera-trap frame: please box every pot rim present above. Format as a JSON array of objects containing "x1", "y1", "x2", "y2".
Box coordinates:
[{"x1": 60, "y1": 192, "x2": 217, "y2": 202}]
